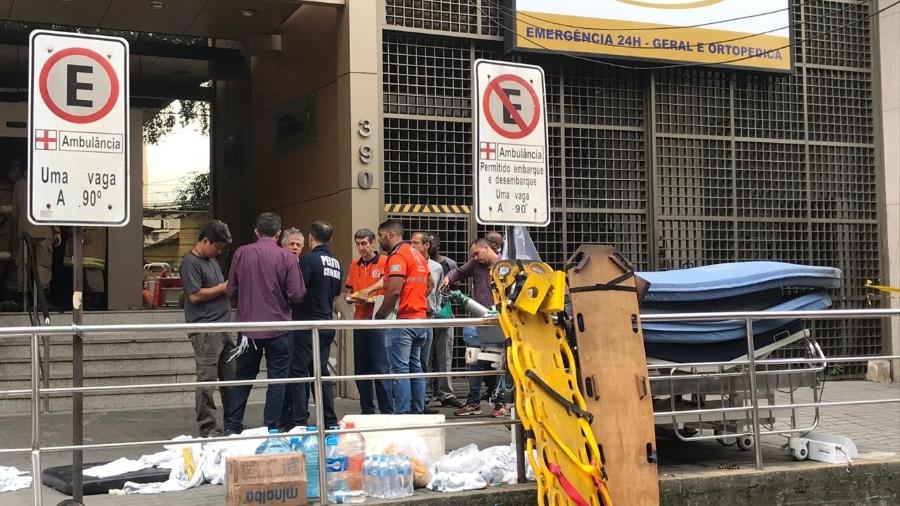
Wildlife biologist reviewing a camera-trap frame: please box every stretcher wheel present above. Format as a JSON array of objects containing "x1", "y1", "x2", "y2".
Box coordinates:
[
  {"x1": 714, "y1": 429, "x2": 738, "y2": 447},
  {"x1": 793, "y1": 446, "x2": 808, "y2": 461},
  {"x1": 736, "y1": 436, "x2": 755, "y2": 451}
]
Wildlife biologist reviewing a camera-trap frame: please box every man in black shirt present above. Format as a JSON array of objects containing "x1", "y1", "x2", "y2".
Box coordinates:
[
  {"x1": 180, "y1": 220, "x2": 233, "y2": 437},
  {"x1": 283, "y1": 220, "x2": 343, "y2": 429}
]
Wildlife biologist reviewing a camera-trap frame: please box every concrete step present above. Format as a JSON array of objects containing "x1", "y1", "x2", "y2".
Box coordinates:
[
  {"x1": 0, "y1": 309, "x2": 186, "y2": 327},
  {"x1": 0, "y1": 335, "x2": 193, "y2": 360},
  {"x1": 0, "y1": 352, "x2": 197, "y2": 377},
  {"x1": 0, "y1": 310, "x2": 244, "y2": 413},
  {"x1": 0, "y1": 370, "x2": 271, "y2": 413}
]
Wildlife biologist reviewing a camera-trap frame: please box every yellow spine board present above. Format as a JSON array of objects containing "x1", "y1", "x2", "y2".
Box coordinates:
[{"x1": 492, "y1": 260, "x2": 612, "y2": 506}]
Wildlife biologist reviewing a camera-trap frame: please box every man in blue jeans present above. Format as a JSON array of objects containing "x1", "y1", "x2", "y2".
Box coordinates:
[
  {"x1": 283, "y1": 221, "x2": 343, "y2": 429},
  {"x1": 374, "y1": 220, "x2": 432, "y2": 415},
  {"x1": 441, "y1": 238, "x2": 506, "y2": 417},
  {"x1": 225, "y1": 212, "x2": 306, "y2": 434}
]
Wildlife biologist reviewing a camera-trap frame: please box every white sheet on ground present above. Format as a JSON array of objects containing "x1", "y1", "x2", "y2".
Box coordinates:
[
  {"x1": 0, "y1": 466, "x2": 32, "y2": 493},
  {"x1": 117, "y1": 427, "x2": 301, "y2": 495},
  {"x1": 84, "y1": 457, "x2": 151, "y2": 478},
  {"x1": 427, "y1": 471, "x2": 487, "y2": 492},
  {"x1": 427, "y1": 444, "x2": 535, "y2": 492}
]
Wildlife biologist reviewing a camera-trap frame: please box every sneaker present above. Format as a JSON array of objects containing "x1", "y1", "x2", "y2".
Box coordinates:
[
  {"x1": 490, "y1": 404, "x2": 508, "y2": 418},
  {"x1": 454, "y1": 403, "x2": 482, "y2": 417},
  {"x1": 200, "y1": 428, "x2": 225, "y2": 438},
  {"x1": 441, "y1": 397, "x2": 465, "y2": 409}
]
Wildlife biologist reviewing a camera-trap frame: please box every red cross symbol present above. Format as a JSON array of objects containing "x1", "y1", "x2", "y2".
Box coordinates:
[
  {"x1": 480, "y1": 142, "x2": 497, "y2": 160},
  {"x1": 34, "y1": 129, "x2": 58, "y2": 151}
]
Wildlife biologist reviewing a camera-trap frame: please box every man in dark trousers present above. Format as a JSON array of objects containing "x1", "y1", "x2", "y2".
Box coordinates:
[
  {"x1": 224, "y1": 212, "x2": 306, "y2": 434},
  {"x1": 181, "y1": 219, "x2": 234, "y2": 437},
  {"x1": 283, "y1": 220, "x2": 343, "y2": 429},
  {"x1": 343, "y1": 228, "x2": 394, "y2": 415}
]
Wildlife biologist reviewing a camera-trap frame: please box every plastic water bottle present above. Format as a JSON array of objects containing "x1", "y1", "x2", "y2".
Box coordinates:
[
  {"x1": 255, "y1": 428, "x2": 291, "y2": 454},
  {"x1": 364, "y1": 456, "x2": 379, "y2": 498},
  {"x1": 375, "y1": 455, "x2": 389, "y2": 498},
  {"x1": 388, "y1": 456, "x2": 402, "y2": 499},
  {"x1": 302, "y1": 427, "x2": 320, "y2": 499},
  {"x1": 333, "y1": 490, "x2": 367, "y2": 503},
  {"x1": 339, "y1": 422, "x2": 366, "y2": 493},
  {"x1": 399, "y1": 456, "x2": 414, "y2": 497},
  {"x1": 325, "y1": 435, "x2": 350, "y2": 502},
  {"x1": 362, "y1": 456, "x2": 372, "y2": 497}
]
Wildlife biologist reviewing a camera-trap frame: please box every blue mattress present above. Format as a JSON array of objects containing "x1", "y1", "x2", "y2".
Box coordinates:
[
  {"x1": 637, "y1": 261, "x2": 841, "y2": 302},
  {"x1": 642, "y1": 292, "x2": 832, "y2": 344}
]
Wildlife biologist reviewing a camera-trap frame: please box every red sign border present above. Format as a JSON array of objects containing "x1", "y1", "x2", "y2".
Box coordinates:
[
  {"x1": 482, "y1": 73, "x2": 541, "y2": 140},
  {"x1": 38, "y1": 47, "x2": 119, "y2": 124}
]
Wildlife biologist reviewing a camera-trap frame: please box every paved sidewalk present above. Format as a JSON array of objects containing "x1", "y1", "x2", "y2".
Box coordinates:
[{"x1": 0, "y1": 380, "x2": 896, "y2": 505}]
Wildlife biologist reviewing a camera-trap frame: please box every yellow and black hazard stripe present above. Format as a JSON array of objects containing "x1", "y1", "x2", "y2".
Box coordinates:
[{"x1": 384, "y1": 203, "x2": 471, "y2": 215}]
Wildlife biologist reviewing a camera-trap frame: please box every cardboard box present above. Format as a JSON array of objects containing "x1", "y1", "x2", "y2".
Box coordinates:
[{"x1": 226, "y1": 453, "x2": 307, "y2": 506}]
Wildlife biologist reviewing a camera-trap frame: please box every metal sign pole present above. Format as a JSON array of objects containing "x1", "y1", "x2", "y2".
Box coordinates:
[
  {"x1": 72, "y1": 226, "x2": 84, "y2": 501},
  {"x1": 505, "y1": 226, "x2": 528, "y2": 484}
]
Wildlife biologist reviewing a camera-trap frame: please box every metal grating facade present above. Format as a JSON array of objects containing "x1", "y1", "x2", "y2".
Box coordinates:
[{"x1": 381, "y1": 0, "x2": 882, "y2": 372}]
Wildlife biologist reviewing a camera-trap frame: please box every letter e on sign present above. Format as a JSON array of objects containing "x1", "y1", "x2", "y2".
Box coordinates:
[{"x1": 28, "y1": 30, "x2": 130, "y2": 227}]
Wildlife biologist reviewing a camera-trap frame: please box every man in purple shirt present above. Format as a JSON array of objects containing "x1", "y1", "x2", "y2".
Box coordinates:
[
  {"x1": 224, "y1": 212, "x2": 306, "y2": 434},
  {"x1": 440, "y1": 238, "x2": 507, "y2": 418}
]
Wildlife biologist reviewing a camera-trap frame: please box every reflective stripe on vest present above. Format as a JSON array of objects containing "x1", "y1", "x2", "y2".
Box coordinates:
[{"x1": 64, "y1": 256, "x2": 106, "y2": 270}]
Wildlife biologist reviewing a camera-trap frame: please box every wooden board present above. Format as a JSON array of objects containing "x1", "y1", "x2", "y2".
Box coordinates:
[{"x1": 567, "y1": 245, "x2": 660, "y2": 506}]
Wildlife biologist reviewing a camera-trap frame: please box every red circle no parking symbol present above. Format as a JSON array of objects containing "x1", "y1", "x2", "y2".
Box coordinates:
[
  {"x1": 482, "y1": 74, "x2": 541, "y2": 140},
  {"x1": 38, "y1": 47, "x2": 119, "y2": 124}
]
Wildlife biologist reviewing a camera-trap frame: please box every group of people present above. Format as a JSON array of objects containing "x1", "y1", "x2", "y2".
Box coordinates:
[
  {"x1": 182, "y1": 212, "x2": 508, "y2": 437},
  {"x1": 0, "y1": 158, "x2": 107, "y2": 312}
]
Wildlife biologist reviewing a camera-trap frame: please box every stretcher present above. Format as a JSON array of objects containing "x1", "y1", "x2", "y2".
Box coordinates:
[
  {"x1": 639, "y1": 262, "x2": 835, "y2": 450},
  {"x1": 492, "y1": 260, "x2": 613, "y2": 506}
]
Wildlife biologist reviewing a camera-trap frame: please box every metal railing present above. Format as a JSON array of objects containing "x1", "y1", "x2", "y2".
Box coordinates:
[
  {"x1": 0, "y1": 310, "x2": 897, "y2": 505},
  {"x1": 20, "y1": 235, "x2": 52, "y2": 413}
]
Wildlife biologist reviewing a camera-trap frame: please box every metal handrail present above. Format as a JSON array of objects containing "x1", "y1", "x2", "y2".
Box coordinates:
[
  {"x1": 1, "y1": 310, "x2": 897, "y2": 505},
  {"x1": 20, "y1": 235, "x2": 51, "y2": 413}
]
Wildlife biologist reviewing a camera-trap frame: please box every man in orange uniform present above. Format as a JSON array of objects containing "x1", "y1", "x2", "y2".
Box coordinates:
[
  {"x1": 374, "y1": 220, "x2": 432, "y2": 414},
  {"x1": 343, "y1": 228, "x2": 394, "y2": 414}
]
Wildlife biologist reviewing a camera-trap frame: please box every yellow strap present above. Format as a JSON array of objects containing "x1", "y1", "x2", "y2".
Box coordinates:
[{"x1": 864, "y1": 280, "x2": 900, "y2": 294}]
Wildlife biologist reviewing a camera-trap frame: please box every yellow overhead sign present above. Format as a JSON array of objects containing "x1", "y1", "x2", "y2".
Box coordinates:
[{"x1": 509, "y1": 0, "x2": 793, "y2": 72}]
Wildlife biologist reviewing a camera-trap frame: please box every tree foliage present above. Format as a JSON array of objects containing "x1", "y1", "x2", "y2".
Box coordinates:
[
  {"x1": 143, "y1": 100, "x2": 210, "y2": 145},
  {"x1": 174, "y1": 171, "x2": 211, "y2": 210}
]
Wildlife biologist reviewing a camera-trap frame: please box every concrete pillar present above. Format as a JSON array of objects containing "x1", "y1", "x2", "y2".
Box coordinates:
[
  {"x1": 331, "y1": 0, "x2": 383, "y2": 400},
  {"x1": 875, "y1": 0, "x2": 900, "y2": 381},
  {"x1": 106, "y1": 110, "x2": 144, "y2": 310},
  {"x1": 337, "y1": 0, "x2": 384, "y2": 254}
]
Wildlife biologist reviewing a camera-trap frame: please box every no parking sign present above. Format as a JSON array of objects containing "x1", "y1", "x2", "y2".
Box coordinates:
[
  {"x1": 28, "y1": 30, "x2": 130, "y2": 226},
  {"x1": 473, "y1": 59, "x2": 549, "y2": 227}
]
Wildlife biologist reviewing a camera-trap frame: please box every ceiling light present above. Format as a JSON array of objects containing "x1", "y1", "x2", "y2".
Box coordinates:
[
  {"x1": 149, "y1": 0, "x2": 167, "y2": 9},
  {"x1": 241, "y1": 9, "x2": 257, "y2": 18}
]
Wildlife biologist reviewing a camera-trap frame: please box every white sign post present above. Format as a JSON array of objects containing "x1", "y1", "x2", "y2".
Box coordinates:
[
  {"x1": 28, "y1": 30, "x2": 130, "y2": 227},
  {"x1": 28, "y1": 30, "x2": 129, "y2": 503},
  {"x1": 473, "y1": 59, "x2": 549, "y2": 227}
]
